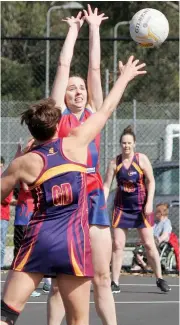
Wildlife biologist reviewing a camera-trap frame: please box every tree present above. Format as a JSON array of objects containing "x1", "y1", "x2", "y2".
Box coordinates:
[{"x1": 1, "y1": 1, "x2": 179, "y2": 117}]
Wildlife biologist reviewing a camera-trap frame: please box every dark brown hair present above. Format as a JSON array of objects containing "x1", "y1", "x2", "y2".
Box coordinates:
[
  {"x1": 120, "y1": 125, "x2": 136, "y2": 143},
  {"x1": 156, "y1": 203, "x2": 169, "y2": 216},
  {"x1": 21, "y1": 97, "x2": 61, "y2": 141}
]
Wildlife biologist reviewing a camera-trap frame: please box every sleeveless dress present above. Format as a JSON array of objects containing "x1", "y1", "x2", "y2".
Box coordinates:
[
  {"x1": 12, "y1": 138, "x2": 93, "y2": 277},
  {"x1": 112, "y1": 153, "x2": 154, "y2": 229}
]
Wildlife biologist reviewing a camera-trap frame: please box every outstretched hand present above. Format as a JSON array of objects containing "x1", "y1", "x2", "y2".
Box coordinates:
[
  {"x1": 119, "y1": 56, "x2": 147, "y2": 82},
  {"x1": 22, "y1": 138, "x2": 35, "y2": 154},
  {"x1": 83, "y1": 4, "x2": 108, "y2": 26},
  {"x1": 62, "y1": 11, "x2": 84, "y2": 31},
  {"x1": 14, "y1": 138, "x2": 35, "y2": 160}
]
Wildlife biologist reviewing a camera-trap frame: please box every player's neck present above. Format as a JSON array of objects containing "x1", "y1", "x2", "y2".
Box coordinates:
[
  {"x1": 122, "y1": 152, "x2": 134, "y2": 160},
  {"x1": 35, "y1": 133, "x2": 58, "y2": 146},
  {"x1": 68, "y1": 105, "x2": 84, "y2": 120},
  {"x1": 72, "y1": 111, "x2": 83, "y2": 120}
]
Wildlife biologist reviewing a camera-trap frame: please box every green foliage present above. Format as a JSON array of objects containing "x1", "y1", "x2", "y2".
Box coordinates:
[
  {"x1": 1, "y1": 1, "x2": 179, "y2": 114},
  {"x1": 1, "y1": 57, "x2": 42, "y2": 101}
]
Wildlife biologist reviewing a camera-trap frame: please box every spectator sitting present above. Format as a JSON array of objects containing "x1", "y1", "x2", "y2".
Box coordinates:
[{"x1": 131, "y1": 203, "x2": 172, "y2": 271}]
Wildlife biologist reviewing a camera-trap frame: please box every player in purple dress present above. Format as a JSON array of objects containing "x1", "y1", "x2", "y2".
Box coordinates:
[{"x1": 103, "y1": 125, "x2": 171, "y2": 293}]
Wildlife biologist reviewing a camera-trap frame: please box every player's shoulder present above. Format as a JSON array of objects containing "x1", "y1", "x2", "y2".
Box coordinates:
[
  {"x1": 137, "y1": 152, "x2": 146, "y2": 158},
  {"x1": 109, "y1": 158, "x2": 117, "y2": 169},
  {"x1": 21, "y1": 151, "x2": 43, "y2": 166},
  {"x1": 138, "y1": 152, "x2": 150, "y2": 163},
  {"x1": 85, "y1": 104, "x2": 94, "y2": 114}
]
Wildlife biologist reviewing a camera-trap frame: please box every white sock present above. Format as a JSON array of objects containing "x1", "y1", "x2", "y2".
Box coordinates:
[{"x1": 44, "y1": 277, "x2": 51, "y2": 285}]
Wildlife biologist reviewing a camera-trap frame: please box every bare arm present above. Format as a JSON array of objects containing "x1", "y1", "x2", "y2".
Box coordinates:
[
  {"x1": 69, "y1": 56, "x2": 147, "y2": 146},
  {"x1": 103, "y1": 159, "x2": 116, "y2": 201},
  {"x1": 1, "y1": 158, "x2": 24, "y2": 201},
  {"x1": 51, "y1": 12, "x2": 84, "y2": 110},
  {"x1": 84, "y1": 5, "x2": 108, "y2": 111},
  {"x1": 1, "y1": 153, "x2": 43, "y2": 201},
  {"x1": 158, "y1": 232, "x2": 170, "y2": 244},
  {"x1": 139, "y1": 153, "x2": 155, "y2": 214}
]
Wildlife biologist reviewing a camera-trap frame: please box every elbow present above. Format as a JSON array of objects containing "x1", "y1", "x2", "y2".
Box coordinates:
[{"x1": 147, "y1": 178, "x2": 155, "y2": 187}]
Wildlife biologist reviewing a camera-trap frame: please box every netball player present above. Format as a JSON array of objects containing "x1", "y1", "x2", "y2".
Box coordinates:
[
  {"x1": 103, "y1": 126, "x2": 171, "y2": 293},
  {"x1": 49, "y1": 5, "x2": 116, "y2": 325},
  {"x1": 1, "y1": 55, "x2": 147, "y2": 325}
]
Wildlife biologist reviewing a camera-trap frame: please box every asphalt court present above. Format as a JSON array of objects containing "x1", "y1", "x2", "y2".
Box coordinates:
[{"x1": 1, "y1": 273, "x2": 179, "y2": 325}]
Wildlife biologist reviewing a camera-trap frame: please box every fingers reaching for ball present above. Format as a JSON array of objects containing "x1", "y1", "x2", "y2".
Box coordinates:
[{"x1": 118, "y1": 56, "x2": 147, "y2": 81}]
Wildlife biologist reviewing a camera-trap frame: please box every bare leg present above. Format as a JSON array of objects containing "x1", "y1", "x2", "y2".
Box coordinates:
[
  {"x1": 1, "y1": 270, "x2": 43, "y2": 324},
  {"x1": 47, "y1": 225, "x2": 117, "y2": 325},
  {"x1": 112, "y1": 228, "x2": 128, "y2": 284},
  {"x1": 90, "y1": 225, "x2": 117, "y2": 325},
  {"x1": 56, "y1": 274, "x2": 91, "y2": 325},
  {"x1": 47, "y1": 278, "x2": 65, "y2": 325},
  {"x1": 138, "y1": 228, "x2": 162, "y2": 278},
  {"x1": 136, "y1": 253, "x2": 147, "y2": 268}
]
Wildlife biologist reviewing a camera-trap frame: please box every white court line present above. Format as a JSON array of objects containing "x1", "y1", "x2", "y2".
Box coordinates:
[
  {"x1": 111, "y1": 284, "x2": 179, "y2": 287},
  {"x1": 25, "y1": 301, "x2": 179, "y2": 304},
  {"x1": 1, "y1": 281, "x2": 179, "y2": 286}
]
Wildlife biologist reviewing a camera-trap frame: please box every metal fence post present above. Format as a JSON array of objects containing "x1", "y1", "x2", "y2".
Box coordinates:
[
  {"x1": 104, "y1": 69, "x2": 110, "y2": 173},
  {"x1": 133, "y1": 99, "x2": 137, "y2": 135},
  {"x1": 113, "y1": 21, "x2": 130, "y2": 157}
]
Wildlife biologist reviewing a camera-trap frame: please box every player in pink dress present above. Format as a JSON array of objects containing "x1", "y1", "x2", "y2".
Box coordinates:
[{"x1": 48, "y1": 6, "x2": 117, "y2": 325}]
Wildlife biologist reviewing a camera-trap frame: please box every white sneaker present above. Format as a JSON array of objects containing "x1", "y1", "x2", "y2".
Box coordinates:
[{"x1": 31, "y1": 290, "x2": 41, "y2": 297}]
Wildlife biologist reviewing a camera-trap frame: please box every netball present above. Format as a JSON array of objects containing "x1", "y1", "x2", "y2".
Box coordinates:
[{"x1": 130, "y1": 8, "x2": 169, "y2": 47}]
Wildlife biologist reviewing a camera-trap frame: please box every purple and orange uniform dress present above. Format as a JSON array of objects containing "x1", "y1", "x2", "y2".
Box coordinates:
[
  {"x1": 112, "y1": 153, "x2": 154, "y2": 229},
  {"x1": 12, "y1": 138, "x2": 93, "y2": 277},
  {"x1": 58, "y1": 107, "x2": 110, "y2": 226}
]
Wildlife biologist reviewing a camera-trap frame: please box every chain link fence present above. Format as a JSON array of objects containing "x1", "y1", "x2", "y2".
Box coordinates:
[{"x1": 1, "y1": 37, "x2": 179, "y2": 269}]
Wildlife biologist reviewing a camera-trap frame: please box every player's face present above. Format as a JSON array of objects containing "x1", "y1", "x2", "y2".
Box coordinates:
[
  {"x1": 65, "y1": 77, "x2": 87, "y2": 112},
  {"x1": 120, "y1": 134, "x2": 135, "y2": 155}
]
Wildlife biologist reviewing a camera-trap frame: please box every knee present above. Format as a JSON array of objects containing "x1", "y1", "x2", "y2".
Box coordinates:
[
  {"x1": 113, "y1": 239, "x2": 124, "y2": 252},
  {"x1": 144, "y1": 241, "x2": 156, "y2": 252},
  {"x1": 93, "y1": 270, "x2": 111, "y2": 288},
  {"x1": 50, "y1": 283, "x2": 59, "y2": 296}
]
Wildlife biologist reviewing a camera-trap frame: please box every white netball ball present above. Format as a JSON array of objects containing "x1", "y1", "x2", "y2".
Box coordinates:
[{"x1": 130, "y1": 8, "x2": 169, "y2": 48}]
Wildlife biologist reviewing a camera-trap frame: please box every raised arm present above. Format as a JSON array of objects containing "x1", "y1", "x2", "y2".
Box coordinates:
[
  {"x1": 51, "y1": 12, "x2": 84, "y2": 110},
  {"x1": 139, "y1": 153, "x2": 155, "y2": 215},
  {"x1": 103, "y1": 159, "x2": 116, "y2": 201},
  {"x1": 84, "y1": 5, "x2": 108, "y2": 111},
  {"x1": 69, "y1": 56, "x2": 147, "y2": 146}
]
